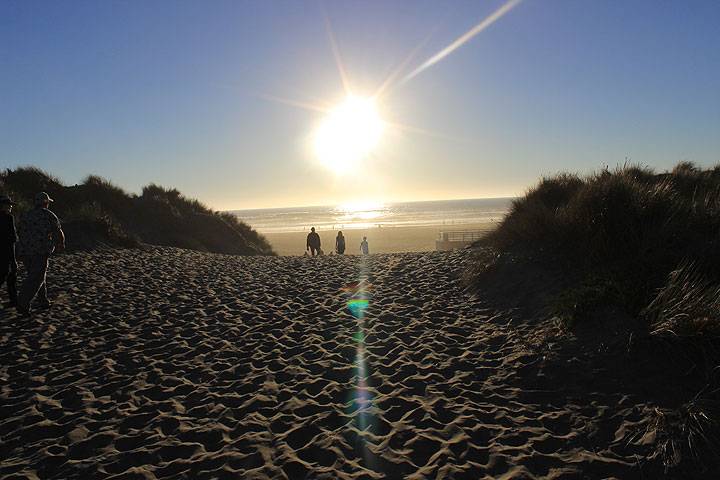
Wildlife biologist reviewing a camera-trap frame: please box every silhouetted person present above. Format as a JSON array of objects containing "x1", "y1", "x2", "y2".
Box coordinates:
[
  {"x1": 360, "y1": 236, "x2": 369, "y2": 255},
  {"x1": 335, "y1": 231, "x2": 346, "y2": 255},
  {"x1": 16, "y1": 192, "x2": 65, "y2": 316},
  {"x1": 306, "y1": 227, "x2": 321, "y2": 256},
  {"x1": 0, "y1": 195, "x2": 18, "y2": 308}
]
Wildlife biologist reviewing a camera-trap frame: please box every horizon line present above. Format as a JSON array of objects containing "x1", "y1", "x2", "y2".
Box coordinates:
[{"x1": 226, "y1": 195, "x2": 518, "y2": 212}]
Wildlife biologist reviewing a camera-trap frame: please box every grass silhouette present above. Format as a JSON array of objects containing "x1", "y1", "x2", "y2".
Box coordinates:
[
  {"x1": 470, "y1": 162, "x2": 720, "y2": 473},
  {"x1": 479, "y1": 162, "x2": 720, "y2": 325},
  {"x1": 0, "y1": 167, "x2": 273, "y2": 255}
]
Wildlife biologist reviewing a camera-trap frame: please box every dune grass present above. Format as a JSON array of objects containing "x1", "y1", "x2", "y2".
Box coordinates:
[
  {"x1": 470, "y1": 162, "x2": 720, "y2": 472},
  {"x1": 478, "y1": 162, "x2": 720, "y2": 326},
  {"x1": 0, "y1": 167, "x2": 274, "y2": 255}
]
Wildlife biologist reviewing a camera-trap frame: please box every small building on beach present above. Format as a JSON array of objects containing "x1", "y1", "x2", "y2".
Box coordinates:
[{"x1": 435, "y1": 230, "x2": 485, "y2": 251}]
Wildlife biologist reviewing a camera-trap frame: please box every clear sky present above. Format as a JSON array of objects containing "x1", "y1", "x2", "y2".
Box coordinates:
[{"x1": 2, "y1": 1, "x2": 719, "y2": 209}]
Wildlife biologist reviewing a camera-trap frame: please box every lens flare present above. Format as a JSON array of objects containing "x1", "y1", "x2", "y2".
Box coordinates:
[
  {"x1": 403, "y1": 0, "x2": 524, "y2": 84},
  {"x1": 347, "y1": 299, "x2": 370, "y2": 318},
  {"x1": 341, "y1": 257, "x2": 378, "y2": 461}
]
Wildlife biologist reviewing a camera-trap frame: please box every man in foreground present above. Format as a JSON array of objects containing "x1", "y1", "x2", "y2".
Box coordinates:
[
  {"x1": 16, "y1": 192, "x2": 65, "y2": 316},
  {"x1": 0, "y1": 195, "x2": 18, "y2": 308},
  {"x1": 306, "y1": 226, "x2": 321, "y2": 256}
]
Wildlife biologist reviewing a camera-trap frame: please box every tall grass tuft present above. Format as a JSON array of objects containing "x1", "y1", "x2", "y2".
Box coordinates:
[
  {"x1": 643, "y1": 262, "x2": 720, "y2": 337},
  {"x1": 639, "y1": 389, "x2": 720, "y2": 473}
]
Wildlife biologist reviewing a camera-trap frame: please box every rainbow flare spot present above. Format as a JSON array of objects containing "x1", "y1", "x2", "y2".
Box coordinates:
[
  {"x1": 347, "y1": 299, "x2": 369, "y2": 318},
  {"x1": 340, "y1": 258, "x2": 379, "y2": 470}
]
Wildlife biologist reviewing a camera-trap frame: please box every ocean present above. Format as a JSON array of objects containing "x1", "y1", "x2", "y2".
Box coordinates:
[{"x1": 231, "y1": 197, "x2": 514, "y2": 233}]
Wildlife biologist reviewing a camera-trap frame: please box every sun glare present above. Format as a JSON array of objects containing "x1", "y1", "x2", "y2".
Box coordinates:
[{"x1": 314, "y1": 95, "x2": 384, "y2": 174}]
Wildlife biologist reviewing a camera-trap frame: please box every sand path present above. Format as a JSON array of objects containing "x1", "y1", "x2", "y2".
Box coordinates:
[{"x1": 1, "y1": 248, "x2": 659, "y2": 479}]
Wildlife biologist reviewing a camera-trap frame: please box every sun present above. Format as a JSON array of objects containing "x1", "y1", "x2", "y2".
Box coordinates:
[{"x1": 314, "y1": 95, "x2": 384, "y2": 174}]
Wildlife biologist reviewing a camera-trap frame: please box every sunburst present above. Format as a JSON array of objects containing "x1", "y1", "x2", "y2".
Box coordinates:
[{"x1": 259, "y1": 0, "x2": 524, "y2": 175}]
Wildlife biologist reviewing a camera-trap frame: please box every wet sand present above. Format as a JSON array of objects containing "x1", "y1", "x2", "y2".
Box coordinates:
[
  {"x1": 261, "y1": 222, "x2": 498, "y2": 256},
  {"x1": 1, "y1": 248, "x2": 667, "y2": 478}
]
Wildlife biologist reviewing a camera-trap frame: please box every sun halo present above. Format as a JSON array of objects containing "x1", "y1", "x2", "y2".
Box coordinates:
[{"x1": 313, "y1": 95, "x2": 384, "y2": 175}]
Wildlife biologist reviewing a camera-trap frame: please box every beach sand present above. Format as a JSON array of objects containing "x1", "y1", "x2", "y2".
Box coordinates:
[
  {"x1": 262, "y1": 222, "x2": 498, "y2": 256},
  {"x1": 1, "y1": 247, "x2": 666, "y2": 479}
]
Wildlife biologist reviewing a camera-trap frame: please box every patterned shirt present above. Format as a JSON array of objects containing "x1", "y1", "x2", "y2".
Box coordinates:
[{"x1": 17, "y1": 207, "x2": 62, "y2": 256}]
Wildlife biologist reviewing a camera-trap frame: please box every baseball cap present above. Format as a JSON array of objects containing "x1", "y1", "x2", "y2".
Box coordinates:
[
  {"x1": 34, "y1": 192, "x2": 54, "y2": 205},
  {"x1": 0, "y1": 195, "x2": 16, "y2": 206}
]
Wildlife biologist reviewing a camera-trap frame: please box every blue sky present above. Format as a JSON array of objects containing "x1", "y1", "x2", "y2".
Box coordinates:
[{"x1": 1, "y1": 1, "x2": 719, "y2": 209}]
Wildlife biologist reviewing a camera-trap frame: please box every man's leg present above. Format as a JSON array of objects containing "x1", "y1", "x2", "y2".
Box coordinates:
[
  {"x1": 36, "y1": 259, "x2": 49, "y2": 306},
  {"x1": 0, "y1": 256, "x2": 10, "y2": 304},
  {"x1": 7, "y1": 267, "x2": 17, "y2": 305},
  {"x1": 310, "y1": 246, "x2": 317, "y2": 256},
  {"x1": 17, "y1": 255, "x2": 49, "y2": 311}
]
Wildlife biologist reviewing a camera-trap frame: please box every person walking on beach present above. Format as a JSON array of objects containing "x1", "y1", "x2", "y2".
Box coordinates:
[
  {"x1": 16, "y1": 192, "x2": 65, "y2": 316},
  {"x1": 335, "y1": 231, "x2": 346, "y2": 255},
  {"x1": 0, "y1": 195, "x2": 18, "y2": 308},
  {"x1": 306, "y1": 227, "x2": 321, "y2": 256},
  {"x1": 360, "y1": 236, "x2": 369, "y2": 255}
]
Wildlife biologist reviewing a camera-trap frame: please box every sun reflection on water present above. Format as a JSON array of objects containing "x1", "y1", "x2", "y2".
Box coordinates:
[{"x1": 333, "y1": 201, "x2": 388, "y2": 228}]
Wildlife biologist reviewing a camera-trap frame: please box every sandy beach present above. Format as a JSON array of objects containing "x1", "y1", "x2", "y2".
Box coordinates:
[
  {"x1": 4, "y1": 0, "x2": 717, "y2": 476},
  {"x1": 0, "y1": 247, "x2": 678, "y2": 479},
  {"x1": 262, "y1": 222, "x2": 498, "y2": 256}
]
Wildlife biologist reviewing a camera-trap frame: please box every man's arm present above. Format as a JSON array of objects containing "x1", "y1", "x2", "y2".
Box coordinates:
[
  {"x1": 9, "y1": 215, "x2": 17, "y2": 245},
  {"x1": 55, "y1": 228, "x2": 65, "y2": 252},
  {"x1": 8, "y1": 218, "x2": 18, "y2": 269},
  {"x1": 49, "y1": 211, "x2": 65, "y2": 252},
  {"x1": 9, "y1": 244, "x2": 17, "y2": 271}
]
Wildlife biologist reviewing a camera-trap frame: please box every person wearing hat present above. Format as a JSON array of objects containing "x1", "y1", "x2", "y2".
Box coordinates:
[
  {"x1": 16, "y1": 192, "x2": 65, "y2": 316},
  {"x1": 0, "y1": 195, "x2": 18, "y2": 308}
]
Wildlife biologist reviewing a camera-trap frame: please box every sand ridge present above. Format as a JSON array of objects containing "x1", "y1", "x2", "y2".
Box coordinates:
[{"x1": 1, "y1": 248, "x2": 665, "y2": 479}]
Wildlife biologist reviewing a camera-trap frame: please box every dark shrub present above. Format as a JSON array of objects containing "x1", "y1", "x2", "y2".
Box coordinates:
[
  {"x1": 470, "y1": 162, "x2": 720, "y2": 476},
  {"x1": 475, "y1": 162, "x2": 720, "y2": 324},
  {"x1": 1, "y1": 167, "x2": 274, "y2": 255}
]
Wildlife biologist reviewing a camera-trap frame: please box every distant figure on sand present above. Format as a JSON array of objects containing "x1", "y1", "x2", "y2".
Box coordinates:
[
  {"x1": 360, "y1": 236, "x2": 369, "y2": 255},
  {"x1": 0, "y1": 195, "x2": 18, "y2": 308},
  {"x1": 16, "y1": 192, "x2": 65, "y2": 316},
  {"x1": 306, "y1": 227, "x2": 321, "y2": 256},
  {"x1": 335, "y1": 231, "x2": 346, "y2": 255}
]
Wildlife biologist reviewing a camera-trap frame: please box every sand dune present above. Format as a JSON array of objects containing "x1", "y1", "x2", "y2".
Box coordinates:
[{"x1": 1, "y1": 248, "x2": 669, "y2": 478}]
